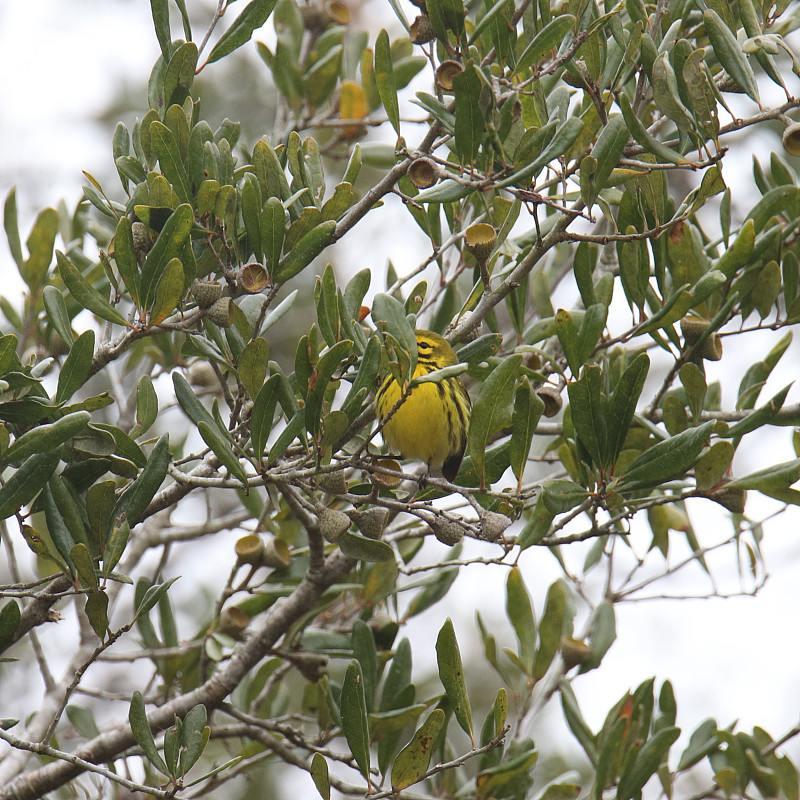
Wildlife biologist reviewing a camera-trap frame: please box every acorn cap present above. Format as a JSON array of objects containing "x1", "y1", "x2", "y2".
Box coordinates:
[
  {"x1": 235, "y1": 534, "x2": 266, "y2": 566},
  {"x1": 480, "y1": 511, "x2": 511, "y2": 541},
  {"x1": 206, "y1": 297, "x2": 235, "y2": 327},
  {"x1": 316, "y1": 469, "x2": 348, "y2": 495},
  {"x1": 350, "y1": 507, "x2": 388, "y2": 539},
  {"x1": 241, "y1": 262, "x2": 269, "y2": 294},
  {"x1": 783, "y1": 121, "x2": 800, "y2": 157},
  {"x1": 436, "y1": 60, "x2": 464, "y2": 92},
  {"x1": 410, "y1": 14, "x2": 436, "y2": 44},
  {"x1": 408, "y1": 157, "x2": 440, "y2": 189},
  {"x1": 537, "y1": 384, "x2": 563, "y2": 417},
  {"x1": 430, "y1": 518, "x2": 464, "y2": 546},
  {"x1": 217, "y1": 607, "x2": 249, "y2": 639},
  {"x1": 464, "y1": 223, "x2": 497, "y2": 264},
  {"x1": 192, "y1": 280, "x2": 223, "y2": 309},
  {"x1": 262, "y1": 538, "x2": 291, "y2": 568},
  {"x1": 317, "y1": 505, "x2": 351, "y2": 542},
  {"x1": 710, "y1": 486, "x2": 747, "y2": 514}
]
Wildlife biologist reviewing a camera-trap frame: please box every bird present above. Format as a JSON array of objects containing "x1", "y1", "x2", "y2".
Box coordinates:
[{"x1": 374, "y1": 329, "x2": 471, "y2": 482}]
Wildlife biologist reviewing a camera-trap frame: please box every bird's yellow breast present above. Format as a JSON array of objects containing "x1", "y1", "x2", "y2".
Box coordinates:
[{"x1": 378, "y1": 365, "x2": 457, "y2": 471}]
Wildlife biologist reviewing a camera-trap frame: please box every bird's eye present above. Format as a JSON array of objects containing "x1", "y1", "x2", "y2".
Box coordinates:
[{"x1": 418, "y1": 341, "x2": 432, "y2": 351}]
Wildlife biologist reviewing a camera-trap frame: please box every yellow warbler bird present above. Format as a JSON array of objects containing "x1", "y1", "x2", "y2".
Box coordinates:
[{"x1": 374, "y1": 330, "x2": 471, "y2": 481}]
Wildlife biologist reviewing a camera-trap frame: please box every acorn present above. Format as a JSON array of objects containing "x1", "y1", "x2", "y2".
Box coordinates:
[
  {"x1": 317, "y1": 505, "x2": 351, "y2": 542},
  {"x1": 537, "y1": 384, "x2": 564, "y2": 418},
  {"x1": 716, "y1": 71, "x2": 746, "y2": 93},
  {"x1": 430, "y1": 517, "x2": 465, "y2": 546},
  {"x1": 350, "y1": 508, "x2": 388, "y2": 539},
  {"x1": 560, "y1": 636, "x2": 592, "y2": 669},
  {"x1": 192, "y1": 279, "x2": 223, "y2": 309},
  {"x1": 132, "y1": 221, "x2": 153, "y2": 266},
  {"x1": 206, "y1": 297, "x2": 235, "y2": 327},
  {"x1": 480, "y1": 511, "x2": 511, "y2": 542},
  {"x1": 410, "y1": 14, "x2": 436, "y2": 44},
  {"x1": 316, "y1": 469, "x2": 348, "y2": 495},
  {"x1": 187, "y1": 361, "x2": 218, "y2": 388}
]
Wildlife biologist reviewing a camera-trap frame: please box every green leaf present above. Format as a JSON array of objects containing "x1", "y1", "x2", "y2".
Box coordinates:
[
  {"x1": 375, "y1": 30, "x2": 400, "y2": 137},
  {"x1": 139, "y1": 204, "x2": 193, "y2": 311},
  {"x1": 338, "y1": 531, "x2": 394, "y2": 562},
  {"x1": 352, "y1": 620, "x2": 378, "y2": 711},
  {"x1": 305, "y1": 340, "x2": 353, "y2": 439},
  {"x1": 103, "y1": 517, "x2": 130, "y2": 578},
  {"x1": 568, "y1": 366, "x2": 608, "y2": 469},
  {"x1": 180, "y1": 704, "x2": 208, "y2": 776},
  {"x1": 725, "y1": 458, "x2": 800, "y2": 492},
  {"x1": 71, "y1": 543, "x2": 98, "y2": 591},
  {"x1": 695, "y1": 440, "x2": 735, "y2": 491},
  {"x1": 0, "y1": 601, "x2": 21, "y2": 653},
  {"x1": 250, "y1": 373, "x2": 281, "y2": 461},
  {"x1": 534, "y1": 581, "x2": 567, "y2": 680},
  {"x1": 341, "y1": 659, "x2": 371, "y2": 781},
  {"x1": 84, "y1": 591, "x2": 109, "y2": 639},
  {"x1": 618, "y1": 93, "x2": 691, "y2": 166},
  {"x1": 22, "y1": 207, "x2": 59, "y2": 292},
  {"x1": 43, "y1": 286, "x2": 74, "y2": 345},
  {"x1": 129, "y1": 690, "x2": 170, "y2": 776},
  {"x1": 496, "y1": 117, "x2": 584, "y2": 189},
  {"x1": 135, "y1": 375, "x2": 158, "y2": 437},
  {"x1": 618, "y1": 727, "x2": 681, "y2": 800},
  {"x1": 135, "y1": 576, "x2": 180, "y2": 620},
  {"x1": 311, "y1": 753, "x2": 330, "y2": 800},
  {"x1": 607, "y1": 353, "x2": 649, "y2": 467},
  {"x1": 110, "y1": 434, "x2": 170, "y2": 530},
  {"x1": 391, "y1": 709, "x2": 446, "y2": 790},
  {"x1": 273, "y1": 220, "x2": 336, "y2": 283},
  {"x1": 56, "y1": 252, "x2": 129, "y2": 328},
  {"x1": 468, "y1": 354, "x2": 521, "y2": 487},
  {"x1": 149, "y1": 257, "x2": 184, "y2": 325},
  {"x1": 541, "y1": 478, "x2": 589, "y2": 514},
  {"x1": 582, "y1": 601, "x2": 616, "y2": 671},
  {"x1": 206, "y1": 0, "x2": 278, "y2": 66},
  {"x1": 3, "y1": 189, "x2": 23, "y2": 272},
  {"x1": 198, "y1": 421, "x2": 249, "y2": 486},
  {"x1": 151, "y1": 122, "x2": 191, "y2": 204},
  {"x1": 515, "y1": 14, "x2": 576, "y2": 73},
  {"x1": 506, "y1": 567, "x2": 536, "y2": 675},
  {"x1": 436, "y1": 617, "x2": 473, "y2": 741},
  {"x1": 703, "y1": 9, "x2": 759, "y2": 102},
  {"x1": 56, "y1": 330, "x2": 95, "y2": 405},
  {"x1": 453, "y1": 63, "x2": 484, "y2": 165},
  {"x1": 723, "y1": 384, "x2": 792, "y2": 439},
  {"x1": 510, "y1": 379, "x2": 544, "y2": 486},
  {"x1": 150, "y1": 0, "x2": 171, "y2": 59},
  {"x1": 0, "y1": 451, "x2": 60, "y2": 521},
  {"x1": 2, "y1": 411, "x2": 90, "y2": 467},
  {"x1": 238, "y1": 338, "x2": 269, "y2": 400},
  {"x1": 113, "y1": 216, "x2": 141, "y2": 307},
  {"x1": 618, "y1": 420, "x2": 716, "y2": 491},
  {"x1": 585, "y1": 115, "x2": 630, "y2": 204}
]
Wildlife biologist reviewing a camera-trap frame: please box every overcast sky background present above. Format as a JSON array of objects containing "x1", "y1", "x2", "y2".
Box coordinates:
[{"x1": 1, "y1": 0, "x2": 800, "y2": 793}]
